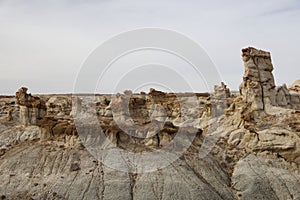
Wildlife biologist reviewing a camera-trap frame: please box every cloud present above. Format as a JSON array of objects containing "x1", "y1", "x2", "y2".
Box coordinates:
[{"x1": 0, "y1": 0, "x2": 299, "y2": 94}]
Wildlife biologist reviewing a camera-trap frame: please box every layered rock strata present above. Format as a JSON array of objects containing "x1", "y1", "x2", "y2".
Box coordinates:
[
  {"x1": 15, "y1": 87, "x2": 46, "y2": 126},
  {"x1": 240, "y1": 47, "x2": 300, "y2": 113},
  {"x1": 0, "y1": 47, "x2": 299, "y2": 200}
]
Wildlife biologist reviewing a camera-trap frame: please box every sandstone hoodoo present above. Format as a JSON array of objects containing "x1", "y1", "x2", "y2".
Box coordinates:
[
  {"x1": 240, "y1": 47, "x2": 300, "y2": 113},
  {"x1": 0, "y1": 47, "x2": 299, "y2": 200},
  {"x1": 15, "y1": 87, "x2": 46, "y2": 126}
]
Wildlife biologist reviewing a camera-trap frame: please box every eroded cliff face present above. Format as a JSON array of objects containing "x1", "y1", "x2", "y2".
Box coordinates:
[{"x1": 0, "y1": 47, "x2": 299, "y2": 200}]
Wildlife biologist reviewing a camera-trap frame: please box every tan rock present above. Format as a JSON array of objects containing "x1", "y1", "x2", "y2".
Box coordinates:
[
  {"x1": 15, "y1": 87, "x2": 46, "y2": 126},
  {"x1": 5, "y1": 108, "x2": 13, "y2": 122},
  {"x1": 158, "y1": 132, "x2": 171, "y2": 147},
  {"x1": 289, "y1": 80, "x2": 300, "y2": 93},
  {"x1": 0, "y1": 47, "x2": 299, "y2": 199},
  {"x1": 46, "y1": 96, "x2": 71, "y2": 116},
  {"x1": 240, "y1": 47, "x2": 276, "y2": 112}
]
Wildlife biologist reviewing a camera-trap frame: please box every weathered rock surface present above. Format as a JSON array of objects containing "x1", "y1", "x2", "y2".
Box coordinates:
[
  {"x1": 239, "y1": 47, "x2": 300, "y2": 111},
  {"x1": 15, "y1": 87, "x2": 46, "y2": 126},
  {"x1": 0, "y1": 47, "x2": 299, "y2": 200},
  {"x1": 289, "y1": 80, "x2": 300, "y2": 94},
  {"x1": 232, "y1": 154, "x2": 300, "y2": 200}
]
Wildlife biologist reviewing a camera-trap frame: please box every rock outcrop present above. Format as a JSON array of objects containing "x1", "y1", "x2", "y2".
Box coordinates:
[
  {"x1": 222, "y1": 47, "x2": 300, "y2": 160},
  {"x1": 240, "y1": 47, "x2": 300, "y2": 113},
  {"x1": 5, "y1": 108, "x2": 13, "y2": 122},
  {"x1": 239, "y1": 47, "x2": 277, "y2": 116},
  {"x1": 207, "y1": 82, "x2": 232, "y2": 117},
  {"x1": 15, "y1": 87, "x2": 46, "y2": 126},
  {"x1": 289, "y1": 80, "x2": 300, "y2": 93},
  {"x1": 0, "y1": 47, "x2": 299, "y2": 200},
  {"x1": 46, "y1": 96, "x2": 71, "y2": 117}
]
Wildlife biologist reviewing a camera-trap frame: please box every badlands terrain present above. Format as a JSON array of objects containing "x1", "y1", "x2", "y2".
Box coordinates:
[{"x1": 0, "y1": 47, "x2": 300, "y2": 200}]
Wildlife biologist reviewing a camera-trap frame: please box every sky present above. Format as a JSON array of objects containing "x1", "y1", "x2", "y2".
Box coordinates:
[{"x1": 0, "y1": 0, "x2": 299, "y2": 94}]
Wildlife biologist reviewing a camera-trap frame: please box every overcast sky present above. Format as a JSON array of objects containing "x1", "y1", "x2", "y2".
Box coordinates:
[{"x1": 0, "y1": 0, "x2": 299, "y2": 94}]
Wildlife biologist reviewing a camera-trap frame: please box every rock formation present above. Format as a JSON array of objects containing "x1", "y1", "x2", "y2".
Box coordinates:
[
  {"x1": 206, "y1": 82, "x2": 232, "y2": 117},
  {"x1": 289, "y1": 80, "x2": 300, "y2": 93},
  {"x1": 5, "y1": 108, "x2": 13, "y2": 122},
  {"x1": 240, "y1": 47, "x2": 300, "y2": 112},
  {"x1": 239, "y1": 47, "x2": 276, "y2": 112},
  {"x1": 0, "y1": 47, "x2": 299, "y2": 200},
  {"x1": 46, "y1": 96, "x2": 71, "y2": 117},
  {"x1": 15, "y1": 87, "x2": 46, "y2": 126}
]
